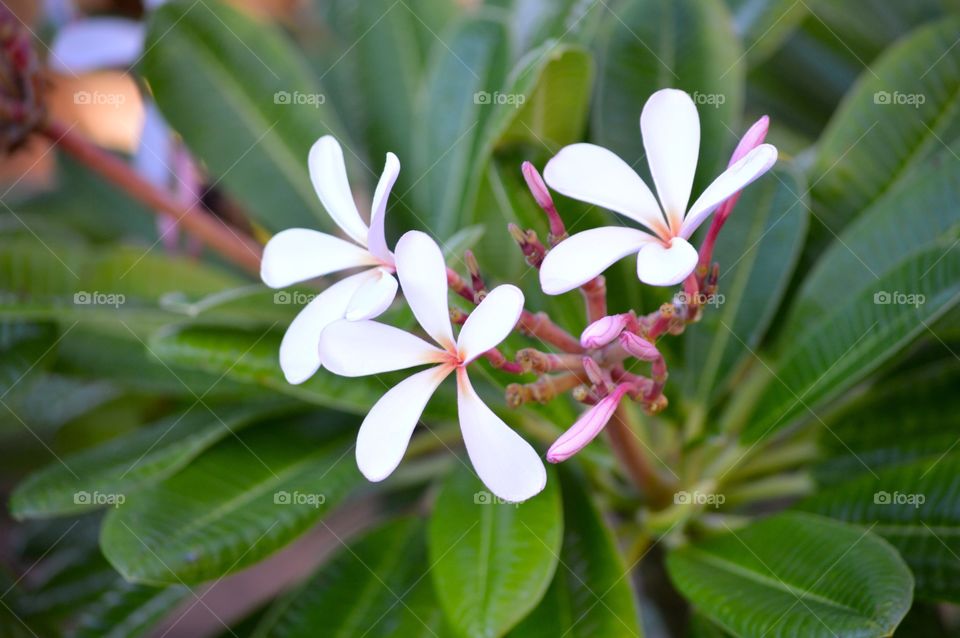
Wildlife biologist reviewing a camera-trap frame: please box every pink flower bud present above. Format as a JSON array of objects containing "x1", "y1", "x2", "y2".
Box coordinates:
[
  {"x1": 729, "y1": 115, "x2": 769, "y2": 166},
  {"x1": 547, "y1": 384, "x2": 630, "y2": 463},
  {"x1": 619, "y1": 332, "x2": 660, "y2": 362},
  {"x1": 522, "y1": 161, "x2": 554, "y2": 210},
  {"x1": 580, "y1": 314, "x2": 627, "y2": 349}
]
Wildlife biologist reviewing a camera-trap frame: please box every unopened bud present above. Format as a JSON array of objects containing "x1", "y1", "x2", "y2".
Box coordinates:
[
  {"x1": 580, "y1": 315, "x2": 627, "y2": 349},
  {"x1": 547, "y1": 384, "x2": 630, "y2": 463},
  {"x1": 522, "y1": 161, "x2": 553, "y2": 210},
  {"x1": 522, "y1": 161, "x2": 566, "y2": 243},
  {"x1": 619, "y1": 332, "x2": 660, "y2": 362}
]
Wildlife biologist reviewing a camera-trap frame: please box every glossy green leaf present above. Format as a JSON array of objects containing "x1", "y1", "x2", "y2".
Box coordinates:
[
  {"x1": 100, "y1": 417, "x2": 362, "y2": 584},
  {"x1": 683, "y1": 163, "x2": 807, "y2": 406},
  {"x1": 142, "y1": 0, "x2": 345, "y2": 232},
  {"x1": 666, "y1": 512, "x2": 913, "y2": 637},
  {"x1": 429, "y1": 463, "x2": 562, "y2": 638},
  {"x1": 801, "y1": 454, "x2": 960, "y2": 603},
  {"x1": 593, "y1": 0, "x2": 744, "y2": 187},
  {"x1": 74, "y1": 582, "x2": 189, "y2": 638},
  {"x1": 508, "y1": 469, "x2": 641, "y2": 638},
  {"x1": 744, "y1": 240, "x2": 960, "y2": 441},
  {"x1": 484, "y1": 43, "x2": 593, "y2": 153},
  {"x1": 788, "y1": 137, "x2": 960, "y2": 331},
  {"x1": 253, "y1": 518, "x2": 452, "y2": 637},
  {"x1": 147, "y1": 325, "x2": 406, "y2": 415},
  {"x1": 815, "y1": 360, "x2": 960, "y2": 484},
  {"x1": 726, "y1": 0, "x2": 808, "y2": 65},
  {"x1": 410, "y1": 14, "x2": 509, "y2": 238},
  {"x1": 0, "y1": 234, "x2": 243, "y2": 329},
  {"x1": 809, "y1": 16, "x2": 960, "y2": 237},
  {"x1": 10, "y1": 402, "x2": 292, "y2": 519}
]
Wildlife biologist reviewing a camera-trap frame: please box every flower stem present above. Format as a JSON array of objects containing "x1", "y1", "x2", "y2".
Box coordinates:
[
  {"x1": 580, "y1": 276, "x2": 607, "y2": 323},
  {"x1": 39, "y1": 120, "x2": 263, "y2": 276},
  {"x1": 606, "y1": 404, "x2": 673, "y2": 509}
]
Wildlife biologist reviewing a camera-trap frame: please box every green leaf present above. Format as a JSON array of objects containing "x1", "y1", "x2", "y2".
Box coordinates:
[
  {"x1": 683, "y1": 163, "x2": 808, "y2": 407},
  {"x1": 74, "y1": 582, "x2": 189, "y2": 638},
  {"x1": 428, "y1": 463, "x2": 562, "y2": 638},
  {"x1": 726, "y1": 0, "x2": 808, "y2": 65},
  {"x1": 410, "y1": 13, "x2": 509, "y2": 238},
  {"x1": 0, "y1": 322, "x2": 57, "y2": 396},
  {"x1": 809, "y1": 16, "x2": 960, "y2": 237},
  {"x1": 788, "y1": 137, "x2": 960, "y2": 331},
  {"x1": 142, "y1": 0, "x2": 345, "y2": 232},
  {"x1": 483, "y1": 43, "x2": 593, "y2": 153},
  {"x1": 508, "y1": 468, "x2": 641, "y2": 638},
  {"x1": 10, "y1": 402, "x2": 292, "y2": 520},
  {"x1": 54, "y1": 326, "x2": 250, "y2": 399},
  {"x1": 100, "y1": 416, "x2": 362, "y2": 584},
  {"x1": 147, "y1": 325, "x2": 404, "y2": 415},
  {"x1": 0, "y1": 234, "x2": 244, "y2": 329},
  {"x1": 666, "y1": 512, "x2": 913, "y2": 637},
  {"x1": 744, "y1": 241, "x2": 960, "y2": 441},
  {"x1": 506, "y1": 0, "x2": 606, "y2": 53},
  {"x1": 592, "y1": 0, "x2": 744, "y2": 187},
  {"x1": 800, "y1": 454, "x2": 960, "y2": 603},
  {"x1": 815, "y1": 360, "x2": 960, "y2": 484},
  {"x1": 253, "y1": 518, "x2": 452, "y2": 637}
]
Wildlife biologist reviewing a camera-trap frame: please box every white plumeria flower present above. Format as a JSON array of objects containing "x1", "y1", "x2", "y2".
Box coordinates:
[
  {"x1": 539, "y1": 89, "x2": 778, "y2": 291},
  {"x1": 261, "y1": 136, "x2": 401, "y2": 385},
  {"x1": 319, "y1": 230, "x2": 547, "y2": 502}
]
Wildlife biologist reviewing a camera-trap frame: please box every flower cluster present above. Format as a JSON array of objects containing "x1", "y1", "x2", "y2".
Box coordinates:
[{"x1": 263, "y1": 89, "x2": 777, "y2": 502}]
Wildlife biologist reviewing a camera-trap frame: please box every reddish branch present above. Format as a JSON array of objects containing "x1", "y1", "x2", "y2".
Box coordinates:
[{"x1": 39, "y1": 120, "x2": 263, "y2": 276}]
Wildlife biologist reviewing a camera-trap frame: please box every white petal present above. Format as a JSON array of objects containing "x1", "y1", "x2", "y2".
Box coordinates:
[
  {"x1": 319, "y1": 320, "x2": 447, "y2": 377},
  {"x1": 50, "y1": 18, "x2": 145, "y2": 74},
  {"x1": 367, "y1": 152, "x2": 399, "y2": 264},
  {"x1": 308, "y1": 136, "x2": 369, "y2": 246},
  {"x1": 457, "y1": 370, "x2": 546, "y2": 503},
  {"x1": 457, "y1": 285, "x2": 524, "y2": 364},
  {"x1": 543, "y1": 143, "x2": 667, "y2": 234},
  {"x1": 636, "y1": 237, "x2": 699, "y2": 287},
  {"x1": 132, "y1": 103, "x2": 173, "y2": 190},
  {"x1": 344, "y1": 268, "x2": 398, "y2": 320},
  {"x1": 278, "y1": 270, "x2": 373, "y2": 384},
  {"x1": 261, "y1": 229, "x2": 378, "y2": 289},
  {"x1": 679, "y1": 144, "x2": 779, "y2": 239},
  {"x1": 641, "y1": 89, "x2": 700, "y2": 229},
  {"x1": 356, "y1": 365, "x2": 452, "y2": 482},
  {"x1": 539, "y1": 227, "x2": 655, "y2": 295},
  {"x1": 395, "y1": 231, "x2": 455, "y2": 350}
]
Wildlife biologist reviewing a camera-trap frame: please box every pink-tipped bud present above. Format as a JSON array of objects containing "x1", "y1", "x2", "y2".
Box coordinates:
[
  {"x1": 522, "y1": 161, "x2": 554, "y2": 210},
  {"x1": 522, "y1": 161, "x2": 566, "y2": 241},
  {"x1": 580, "y1": 314, "x2": 627, "y2": 349},
  {"x1": 729, "y1": 115, "x2": 769, "y2": 167},
  {"x1": 582, "y1": 357, "x2": 605, "y2": 387},
  {"x1": 619, "y1": 332, "x2": 660, "y2": 362},
  {"x1": 547, "y1": 384, "x2": 630, "y2": 463}
]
